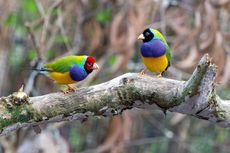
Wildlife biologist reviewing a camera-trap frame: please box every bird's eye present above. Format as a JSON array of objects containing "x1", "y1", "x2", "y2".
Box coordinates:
[
  {"x1": 145, "y1": 32, "x2": 150, "y2": 36},
  {"x1": 143, "y1": 29, "x2": 154, "y2": 42},
  {"x1": 88, "y1": 62, "x2": 92, "y2": 66}
]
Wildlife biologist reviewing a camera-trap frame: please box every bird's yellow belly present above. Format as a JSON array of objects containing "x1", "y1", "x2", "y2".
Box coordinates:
[
  {"x1": 141, "y1": 54, "x2": 168, "y2": 73},
  {"x1": 49, "y1": 72, "x2": 76, "y2": 85}
]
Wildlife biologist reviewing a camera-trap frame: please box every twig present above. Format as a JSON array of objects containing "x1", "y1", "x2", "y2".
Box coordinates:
[
  {"x1": 25, "y1": 23, "x2": 45, "y2": 61},
  {"x1": 56, "y1": 9, "x2": 72, "y2": 51}
]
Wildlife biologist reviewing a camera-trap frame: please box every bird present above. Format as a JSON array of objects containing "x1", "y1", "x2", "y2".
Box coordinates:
[
  {"x1": 35, "y1": 55, "x2": 99, "y2": 93},
  {"x1": 138, "y1": 28, "x2": 171, "y2": 77}
]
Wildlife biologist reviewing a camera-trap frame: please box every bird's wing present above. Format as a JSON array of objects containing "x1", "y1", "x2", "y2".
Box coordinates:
[
  {"x1": 151, "y1": 29, "x2": 172, "y2": 71},
  {"x1": 165, "y1": 45, "x2": 171, "y2": 66},
  {"x1": 44, "y1": 56, "x2": 86, "y2": 73},
  {"x1": 152, "y1": 29, "x2": 168, "y2": 45},
  {"x1": 164, "y1": 45, "x2": 171, "y2": 71},
  {"x1": 141, "y1": 40, "x2": 166, "y2": 57}
]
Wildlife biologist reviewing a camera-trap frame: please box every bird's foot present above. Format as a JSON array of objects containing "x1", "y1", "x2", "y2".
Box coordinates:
[
  {"x1": 67, "y1": 85, "x2": 77, "y2": 91},
  {"x1": 139, "y1": 69, "x2": 146, "y2": 76},
  {"x1": 156, "y1": 73, "x2": 162, "y2": 78},
  {"x1": 61, "y1": 89, "x2": 70, "y2": 94},
  {"x1": 139, "y1": 70, "x2": 153, "y2": 78},
  {"x1": 61, "y1": 85, "x2": 77, "y2": 94}
]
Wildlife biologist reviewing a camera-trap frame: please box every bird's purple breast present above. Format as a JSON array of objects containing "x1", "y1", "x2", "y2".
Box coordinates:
[
  {"x1": 140, "y1": 39, "x2": 166, "y2": 57},
  {"x1": 69, "y1": 65, "x2": 88, "y2": 81}
]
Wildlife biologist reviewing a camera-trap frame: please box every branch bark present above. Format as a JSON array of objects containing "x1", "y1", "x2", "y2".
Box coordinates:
[{"x1": 0, "y1": 54, "x2": 229, "y2": 136}]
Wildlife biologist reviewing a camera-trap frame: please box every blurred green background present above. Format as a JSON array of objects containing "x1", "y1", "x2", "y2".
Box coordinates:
[{"x1": 0, "y1": 0, "x2": 230, "y2": 153}]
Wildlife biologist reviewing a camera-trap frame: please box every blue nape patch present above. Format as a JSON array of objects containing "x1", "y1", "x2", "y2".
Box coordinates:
[
  {"x1": 70, "y1": 65, "x2": 88, "y2": 81},
  {"x1": 140, "y1": 39, "x2": 166, "y2": 57}
]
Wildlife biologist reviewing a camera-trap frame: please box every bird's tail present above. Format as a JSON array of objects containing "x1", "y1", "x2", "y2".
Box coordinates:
[
  {"x1": 32, "y1": 58, "x2": 52, "y2": 75},
  {"x1": 33, "y1": 67, "x2": 51, "y2": 75},
  {"x1": 33, "y1": 67, "x2": 49, "y2": 71}
]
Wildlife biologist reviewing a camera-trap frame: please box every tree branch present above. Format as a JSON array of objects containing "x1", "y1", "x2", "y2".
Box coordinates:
[{"x1": 0, "y1": 54, "x2": 229, "y2": 136}]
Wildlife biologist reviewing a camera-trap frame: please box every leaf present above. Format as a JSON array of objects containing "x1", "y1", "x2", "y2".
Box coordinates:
[
  {"x1": 96, "y1": 8, "x2": 112, "y2": 24},
  {"x1": 54, "y1": 35, "x2": 70, "y2": 44},
  {"x1": 27, "y1": 49, "x2": 38, "y2": 60},
  {"x1": 21, "y1": 0, "x2": 39, "y2": 19},
  {"x1": 69, "y1": 126, "x2": 81, "y2": 151},
  {"x1": 45, "y1": 50, "x2": 55, "y2": 60},
  {"x1": 22, "y1": 0, "x2": 38, "y2": 13},
  {"x1": 108, "y1": 54, "x2": 116, "y2": 65},
  {"x1": 9, "y1": 48, "x2": 24, "y2": 67},
  {"x1": 4, "y1": 12, "x2": 19, "y2": 26}
]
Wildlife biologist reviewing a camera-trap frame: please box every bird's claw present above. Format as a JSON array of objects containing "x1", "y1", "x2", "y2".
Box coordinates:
[
  {"x1": 61, "y1": 89, "x2": 71, "y2": 94},
  {"x1": 61, "y1": 85, "x2": 77, "y2": 94},
  {"x1": 67, "y1": 85, "x2": 77, "y2": 91},
  {"x1": 139, "y1": 69, "x2": 146, "y2": 76},
  {"x1": 156, "y1": 73, "x2": 162, "y2": 78}
]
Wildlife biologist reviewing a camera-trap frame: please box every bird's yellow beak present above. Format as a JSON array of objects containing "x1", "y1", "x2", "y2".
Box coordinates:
[
  {"x1": 138, "y1": 34, "x2": 145, "y2": 40},
  {"x1": 92, "y1": 63, "x2": 100, "y2": 70}
]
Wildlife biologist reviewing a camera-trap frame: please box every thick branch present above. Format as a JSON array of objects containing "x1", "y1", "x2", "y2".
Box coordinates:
[{"x1": 0, "y1": 54, "x2": 229, "y2": 136}]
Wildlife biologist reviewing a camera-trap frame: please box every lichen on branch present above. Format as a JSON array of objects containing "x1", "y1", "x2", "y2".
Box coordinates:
[{"x1": 0, "y1": 54, "x2": 229, "y2": 136}]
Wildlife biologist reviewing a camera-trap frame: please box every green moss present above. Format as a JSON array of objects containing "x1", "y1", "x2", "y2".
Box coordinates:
[
  {"x1": 213, "y1": 111, "x2": 226, "y2": 119},
  {"x1": 0, "y1": 104, "x2": 33, "y2": 129},
  {"x1": 169, "y1": 96, "x2": 183, "y2": 108},
  {"x1": 90, "y1": 95, "x2": 116, "y2": 112},
  {"x1": 182, "y1": 65, "x2": 207, "y2": 97},
  {"x1": 0, "y1": 117, "x2": 14, "y2": 130},
  {"x1": 100, "y1": 95, "x2": 115, "y2": 106},
  {"x1": 125, "y1": 85, "x2": 182, "y2": 109}
]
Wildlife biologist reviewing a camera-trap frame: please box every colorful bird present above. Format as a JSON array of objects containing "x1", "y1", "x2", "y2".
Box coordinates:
[
  {"x1": 35, "y1": 55, "x2": 99, "y2": 93},
  {"x1": 138, "y1": 28, "x2": 171, "y2": 77}
]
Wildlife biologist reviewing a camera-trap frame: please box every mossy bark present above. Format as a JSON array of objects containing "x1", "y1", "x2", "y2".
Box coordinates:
[{"x1": 0, "y1": 54, "x2": 229, "y2": 136}]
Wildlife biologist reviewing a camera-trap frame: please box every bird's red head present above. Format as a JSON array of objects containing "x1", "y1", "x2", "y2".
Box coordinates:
[{"x1": 84, "y1": 56, "x2": 99, "y2": 73}]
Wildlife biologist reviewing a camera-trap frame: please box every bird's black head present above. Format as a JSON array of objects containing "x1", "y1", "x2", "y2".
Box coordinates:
[{"x1": 138, "y1": 28, "x2": 154, "y2": 43}]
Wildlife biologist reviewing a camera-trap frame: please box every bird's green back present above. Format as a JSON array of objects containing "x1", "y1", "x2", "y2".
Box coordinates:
[
  {"x1": 151, "y1": 28, "x2": 171, "y2": 65},
  {"x1": 44, "y1": 56, "x2": 86, "y2": 73}
]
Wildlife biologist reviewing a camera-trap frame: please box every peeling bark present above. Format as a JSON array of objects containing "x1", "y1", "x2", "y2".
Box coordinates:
[{"x1": 0, "y1": 54, "x2": 229, "y2": 136}]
